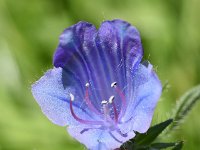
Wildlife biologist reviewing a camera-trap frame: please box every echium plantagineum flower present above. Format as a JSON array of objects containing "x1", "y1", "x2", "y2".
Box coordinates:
[{"x1": 32, "y1": 19, "x2": 162, "y2": 150}]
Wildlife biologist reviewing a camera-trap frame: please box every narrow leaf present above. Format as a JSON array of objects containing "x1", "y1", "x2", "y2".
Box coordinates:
[
  {"x1": 150, "y1": 142, "x2": 180, "y2": 149},
  {"x1": 172, "y1": 141, "x2": 184, "y2": 150},
  {"x1": 169, "y1": 85, "x2": 200, "y2": 131},
  {"x1": 134, "y1": 119, "x2": 173, "y2": 146}
]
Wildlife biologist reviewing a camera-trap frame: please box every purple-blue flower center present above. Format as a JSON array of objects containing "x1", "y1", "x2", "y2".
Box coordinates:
[{"x1": 69, "y1": 81, "x2": 127, "y2": 137}]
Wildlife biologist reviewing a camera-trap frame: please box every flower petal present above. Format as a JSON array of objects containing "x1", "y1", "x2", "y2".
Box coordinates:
[
  {"x1": 53, "y1": 19, "x2": 143, "y2": 111},
  {"x1": 31, "y1": 67, "x2": 96, "y2": 126},
  {"x1": 53, "y1": 21, "x2": 104, "y2": 108},
  {"x1": 120, "y1": 62, "x2": 162, "y2": 133},
  {"x1": 96, "y1": 19, "x2": 143, "y2": 86},
  {"x1": 67, "y1": 125, "x2": 135, "y2": 150}
]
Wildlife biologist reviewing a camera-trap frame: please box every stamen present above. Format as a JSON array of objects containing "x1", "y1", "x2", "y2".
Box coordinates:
[
  {"x1": 70, "y1": 93, "x2": 74, "y2": 101},
  {"x1": 85, "y1": 82, "x2": 90, "y2": 87},
  {"x1": 108, "y1": 96, "x2": 115, "y2": 103},
  {"x1": 111, "y1": 82, "x2": 117, "y2": 88},
  {"x1": 111, "y1": 82, "x2": 127, "y2": 119},
  {"x1": 101, "y1": 100, "x2": 108, "y2": 105},
  {"x1": 84, "y1": 83, "x2": 101, "y2": 115},
  {"x1": 108, "y1": 96, "x2": 118, "y2": 123},
  {"x1": 69, "y1": 93, "x2": 103, "y2": 125}
]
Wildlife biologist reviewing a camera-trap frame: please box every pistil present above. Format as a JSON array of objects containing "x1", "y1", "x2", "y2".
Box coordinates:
[
  {"x1": 101, "y1": 100, "x2": 111, "y2": 121},
  {"x1": 69, "y1": 93, "x2": 103, "y2": 125}
]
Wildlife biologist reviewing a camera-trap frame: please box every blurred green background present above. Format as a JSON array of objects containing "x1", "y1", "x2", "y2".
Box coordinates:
[{"x1": 0, "y1": 0, "x2": 200, "y2": 149}]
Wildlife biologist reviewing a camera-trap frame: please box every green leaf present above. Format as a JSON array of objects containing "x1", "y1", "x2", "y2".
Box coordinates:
[
  {"x1": 172, "y1": 141, "x2": 184, "y2": 150},
  {"x1": 168, "y1": 85, "x2": 200, "y2": 131},
  {"x1": 150, "y1": 142, "x2": 181, "y2": 149},
  {"x1": 134, "y1": 119, "x2": 173, "y2": 146}
]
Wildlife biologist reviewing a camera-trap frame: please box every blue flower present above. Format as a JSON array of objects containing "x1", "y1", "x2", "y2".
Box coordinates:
[{"x1": 31, "y1": 19, "x2": 162, "y2": 150}]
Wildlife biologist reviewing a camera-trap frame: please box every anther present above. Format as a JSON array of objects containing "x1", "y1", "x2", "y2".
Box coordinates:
[
  {"x1": 108, "y1": 96, "x2": 115, "y2": 103},
  {"x1": 101, "y1": 100, "x2": 108, "y2": 105},
  {"x1": 85, "y1": 83, "x2": 90, "y2": 87},
  {"x1": 70, "y1": 93, "x2": 74, "y2": 101},
  {"x1": 111, "y1": 82, "x2": 117, "y2": 88}
]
